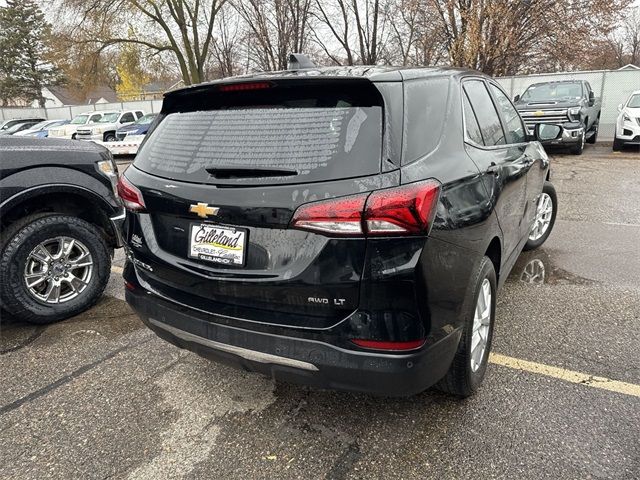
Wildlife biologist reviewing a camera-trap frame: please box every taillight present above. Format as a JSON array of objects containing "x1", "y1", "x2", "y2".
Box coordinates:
[
  {"x1": 351, "y1": 339, "x2": 426, "y2": 351},
  {"x1": 290, "y1": 179, "x2": 440, "y2": 236},
  {"x1": 116, "y1": 175, "x2": 146, "y2": 211}
]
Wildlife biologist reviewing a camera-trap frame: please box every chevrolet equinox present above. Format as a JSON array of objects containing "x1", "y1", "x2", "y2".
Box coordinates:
[{"x1": 120, "y1": 65, "x2": 559, "y2": 397}]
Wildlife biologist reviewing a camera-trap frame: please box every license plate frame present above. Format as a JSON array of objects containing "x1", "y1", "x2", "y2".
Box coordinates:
[{"x1": 188, "y1": 223, "x2": 248, "y2": 267}]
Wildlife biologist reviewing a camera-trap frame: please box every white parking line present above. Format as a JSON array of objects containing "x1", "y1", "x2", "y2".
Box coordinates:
[
  {"x1": 111, "y1": 265, "x2": 124, "y2": 274},
  {"x1": 490, "y1": 353, "x2": 640, "y2": 398}
]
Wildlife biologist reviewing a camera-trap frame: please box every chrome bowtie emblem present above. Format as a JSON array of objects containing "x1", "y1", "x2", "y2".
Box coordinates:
[{"x1": 189, "y1": 203, "x2": 220, "y2": 218}]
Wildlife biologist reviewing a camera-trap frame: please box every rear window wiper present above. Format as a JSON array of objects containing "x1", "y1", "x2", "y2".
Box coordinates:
[{"x1": 205, "y1": 167, "x2": 298, "y2": 179}]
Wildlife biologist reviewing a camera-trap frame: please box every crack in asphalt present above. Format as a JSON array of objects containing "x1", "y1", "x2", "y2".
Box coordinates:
[
  {"x1": 0, "y1": 337, "x2": 153, "y2": 418},
  {"x1": 324, "y1": 441, "x2": 362, "y2": 480}
]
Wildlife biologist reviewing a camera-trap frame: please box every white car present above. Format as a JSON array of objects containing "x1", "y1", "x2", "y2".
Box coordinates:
[
  {"x1": 75, "y1": 110, "x2": 144, "y2": 143},
  {"x1": 48, "y1": 112, "x2": 104, "y2": 140},
  {"x1": 614, "y1": 90, "x2": 640, "y2": 151}
]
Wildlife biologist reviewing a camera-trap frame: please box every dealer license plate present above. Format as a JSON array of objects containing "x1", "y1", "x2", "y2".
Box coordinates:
[{"x1": 188, "y1": 223, "x2": 247, "y2": 266}]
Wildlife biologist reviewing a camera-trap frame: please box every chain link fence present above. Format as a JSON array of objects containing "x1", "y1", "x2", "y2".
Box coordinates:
[{"x1": 2, "y1": 68, "x2": 639, "y2": 141}]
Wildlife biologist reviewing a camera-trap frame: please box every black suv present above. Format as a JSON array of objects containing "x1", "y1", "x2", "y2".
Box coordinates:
[
  {"x1": 121, "y1": 66, "x2": 558, "y2": 397},
  {"x1": 0, "y1": 137, "x2": 124, "y2": 323}
]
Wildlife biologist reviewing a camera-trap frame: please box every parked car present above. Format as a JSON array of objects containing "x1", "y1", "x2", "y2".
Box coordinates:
[
  {"x1": 613, "y1": 90, "x2": 640, "y2": 151},
  {"x1": 48, "y1": 112, "x2": 104, "y2": 140},
  {"x1": 0, "y1": 119, "x2": 44, "y2": 136},
  {"x1": 76, "y1": 110, "x2": 144, "y2": 143},
  {"x1": 514, "y1": 80, "x2": 601, "y2": 155},
  {"x1": 0, "y1": 136, "x2": 124, "y2": 324},
  {"x1": 0, "y1": 118, "x2": 45, "y2": 134},
  {"x1": 14, "y1": 119, "x2": 70, "y2": 138},
  {"x1": 116, "y1": 113, "x2": 158, "y2": 140},
  {"x1": 119, "y1": 63, "x2": 559, "y2": 397}
]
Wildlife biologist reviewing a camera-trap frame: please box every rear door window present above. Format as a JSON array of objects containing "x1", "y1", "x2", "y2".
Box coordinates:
[
  {"x1": 463, "y1": 80, "x2": 506, "y2": 146},
  {"x1": 135, "y1": 83, "x2": 384, "y2": 186},
  {"x1": 463, "y1": 92, "x2": 484, "y2": 145}
]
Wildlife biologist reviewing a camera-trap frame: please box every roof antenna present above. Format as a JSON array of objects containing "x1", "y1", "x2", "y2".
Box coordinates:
[{"x1": 288, "y1": 53, "x2": 315, "y2": 70}]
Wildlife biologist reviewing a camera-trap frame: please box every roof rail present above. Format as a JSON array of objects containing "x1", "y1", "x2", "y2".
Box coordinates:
[{"x1": 288, "y1": 53, "x2": 315, "y2": 70}]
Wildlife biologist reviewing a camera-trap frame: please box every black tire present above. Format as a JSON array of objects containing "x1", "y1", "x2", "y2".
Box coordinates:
[
  {"x1": 104, "y1": 133, "x2": 116, "y2": 142},
  {"x1": 436, "y1": 256, "x2": 497, "y2": 397},
  {"x1": 523, "y1": 181, "x2": 557, "y2": 251},
  {"x1": 586, "y1": 117, "x2": 598, "y2": 144},
  {"x1": 571, "y1": 132, "x2": 585, "y2": 155},
  {"x1": 0, "y1": 214, "x2": 111, "y2": 324},
  {"x1": 613, "y1": 138, "x2": 624, "y2": 151}
]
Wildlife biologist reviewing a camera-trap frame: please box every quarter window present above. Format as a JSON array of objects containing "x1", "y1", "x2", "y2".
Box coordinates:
[
  {"x1": 463, "y1": 81, "x2": 506, "y2": 146},
  {"x1": 121, "y1": 112, "x2": 135, "y2": 123},
  {"x1": 463, "y1": 92, "x2": 484, "y2": 145},
  {"x1": 489, "y1": 84, "x2": 526, "y2": 144}
]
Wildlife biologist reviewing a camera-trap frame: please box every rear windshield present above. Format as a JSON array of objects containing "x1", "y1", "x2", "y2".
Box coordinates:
[{"x1": 134, "y1": 83, "x2": 383, "y2": 185}]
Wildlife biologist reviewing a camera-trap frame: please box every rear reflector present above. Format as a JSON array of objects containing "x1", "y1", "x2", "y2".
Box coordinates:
[
  {"x1": 116, "y1": 175, "x2": 146, "y2": 211},
  {"x1": 351, "y1": 339, "x2": 426, "y2": 351},
  {"x1": 290, "y1": 179, "x2": 440, "y2": 236},
  {"x1": 219, "y1": 82, "x2": 271, "y2": 92},
  {"x1": 124, "y1": 280, "x2": 136, "y2": 291}
]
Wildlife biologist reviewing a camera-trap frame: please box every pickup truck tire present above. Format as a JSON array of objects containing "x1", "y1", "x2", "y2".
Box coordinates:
[
  {"x1": 436, "y1": 256, "x2": 496, "y2": 397},
  {"x1": 613, "y1": 138, "x2": 624, "y2": 151},
  {"x1": 586, "y1": 117, "x2": 599, "y2": 144},
  {"x1": 524, "y1": 181, "x2": 557, "y2": 251},
  {"x1": 571, "y1": 131, "x2": 585, "y2": 155},
  {"x1": 104, "y1": 133, "x2": 116, "y2": 142},
  {"x1": 0, "y1": 214, "x2": 111, "y2": 324}
]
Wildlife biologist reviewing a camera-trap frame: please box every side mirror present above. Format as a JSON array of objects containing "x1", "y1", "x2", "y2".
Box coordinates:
[
  {"x1": 514, "y1": 94, "x2": 521, "y2": 102},
  {"x1": 535, "y1": 124, "x2": 562, "y2": 142},
  {"x1": 588, "y1": 91, "x2": 595, "y2": 107},
  {"x1": 618, "y1": 103, "x2": 623, "y2": 112}
]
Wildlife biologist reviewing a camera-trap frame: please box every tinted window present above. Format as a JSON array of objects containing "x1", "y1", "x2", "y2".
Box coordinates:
[
  {"x1": 489, "y1": 84, "x2": 526, "y2": 144},
  {"x1": 135, "y1": 84, "x2": 383, "y2": 185},
  {"x1": 402, "y1": 77, "x2": 450, "y2": 164},
  {"x1": 89, "y1": 114, "x2": 102, "y2": 123},
  {"x1": 121, "y1": 112, "x2": 135, "y2": 123},
  {"x1": 463, "y1": 81, "x2": 505, "y2": 146},
  {"x1": 463, "y1": 92, "x2": 483, "y2": 145}
]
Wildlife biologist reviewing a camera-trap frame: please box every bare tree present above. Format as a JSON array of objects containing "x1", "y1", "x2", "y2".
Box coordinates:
[
  {"x1": 211, "y1": 4, "x2": 242, "y2": 76},
  {"x1": 57, "y1": 0, "x2": 227, "y2": 84},
  {"x1": 233, "y1": 0, "x2": 312, "y2": 71},
  {"x1": 312, "y1": 0, "x2": 390, "y2": 65}
]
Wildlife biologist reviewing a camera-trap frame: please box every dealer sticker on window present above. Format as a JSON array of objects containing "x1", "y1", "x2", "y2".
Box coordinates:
[{"x1": 189, "y1": 223, "x2": 247, "y2": 266}]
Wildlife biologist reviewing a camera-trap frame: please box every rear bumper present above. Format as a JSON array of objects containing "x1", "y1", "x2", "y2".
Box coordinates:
[
  {"x1": 125, "y1": 275, "x2": 461, "y2": 397},
  {"x1": 109, "y1": 208, "x2": 126, "y2": 247}
]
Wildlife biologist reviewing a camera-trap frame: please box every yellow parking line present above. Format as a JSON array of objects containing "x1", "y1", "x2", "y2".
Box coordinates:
[
  {"x1": 490, "y1": 353, "x2": 640, "y2": 398},
  {"x1": 111, "y1": 265, "x2": 124, "y2": 274}
]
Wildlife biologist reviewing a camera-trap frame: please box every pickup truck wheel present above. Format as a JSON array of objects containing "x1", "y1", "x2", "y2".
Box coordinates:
[
  {"x1": 104, "y1": 133, "x2": 116, "y2": 142},
  {"x1": 586, "y1": 118, "x2": 599, "y2": 144},
  {"x1": 0, "y1": 214, "x2": 111, "y2": 324},
  {"x1": 571, "y1": 131, "x2": 585, "y2": 155},
  {"x1": 613, "y1": 138, "x2": 624, "y2": 151},
  {"x1": 436, "y1": 256, "x2": 496, "y2": 397},
  {"x1": 524, "y1": 181, "x2": 557, "y2": 251}
]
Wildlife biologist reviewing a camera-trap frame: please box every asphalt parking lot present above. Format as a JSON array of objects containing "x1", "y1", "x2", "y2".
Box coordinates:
[{"x1": 1, "y1": 145, "x2": 639, "y2": 479}]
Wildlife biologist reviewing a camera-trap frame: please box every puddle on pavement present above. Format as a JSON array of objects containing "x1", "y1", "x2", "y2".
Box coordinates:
[
  {"x1": 509, "y1": 249, "x2": 595, "y2": 286},
  {"x1": 0, "y1": 296, "x2": 144, "y2": 354}
]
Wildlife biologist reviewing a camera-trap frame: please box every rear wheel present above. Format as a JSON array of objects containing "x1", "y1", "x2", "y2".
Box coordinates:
[
  {"x1": 0, "y1": 214, "x2": 111, "y2": 324},
  {"x1": 436, "y1": 256, "x2": 496, "y2": 397},
  {"x1": 104, "y1": 133, "x2": 116, "y2": 142},
  {"x1": 524, "y1": 181, "x2": 557, "y2": 251}
]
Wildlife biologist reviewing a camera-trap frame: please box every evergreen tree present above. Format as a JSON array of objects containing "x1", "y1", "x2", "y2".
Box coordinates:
[{"x1": 0, "y1": 0, "x2": 63, "y2": 106}]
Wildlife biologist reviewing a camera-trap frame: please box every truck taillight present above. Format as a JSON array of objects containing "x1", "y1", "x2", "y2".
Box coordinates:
[
  {"x1": 116, "y1": 175, "x2": 146, "y2": 212},
  {"x1": 290, "y1": 179, "x2": 441, "y2": 236}
]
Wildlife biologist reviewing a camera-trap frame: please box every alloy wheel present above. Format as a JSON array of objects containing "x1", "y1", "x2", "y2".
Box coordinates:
[
  {"x1": 471, "y1": 278, "x2": 492, "y2": 372},
  {"x1": 529, "y1": 193, "x2": 553, "y2": 241},
  {"x1": 23, "y1": 236, "x2": 94, "y2": 304}
]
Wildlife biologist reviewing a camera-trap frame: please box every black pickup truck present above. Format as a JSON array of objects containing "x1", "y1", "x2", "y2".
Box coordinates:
[
  {"x1": 514, "y1": 80, "x2": 601, "y2": 155},
  {"x1": 0, "y1": 137, "x2": 124, "y2": 324}
]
